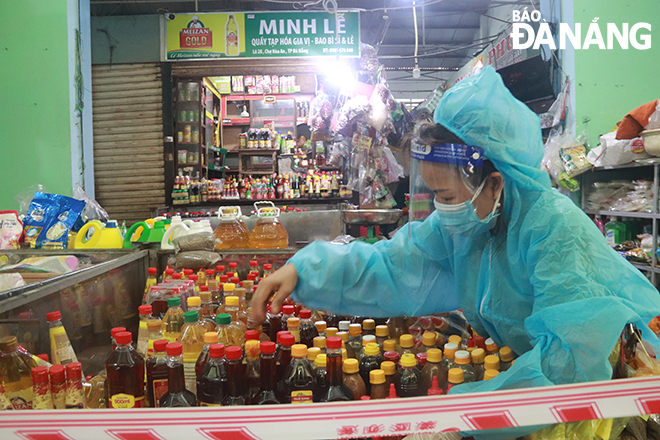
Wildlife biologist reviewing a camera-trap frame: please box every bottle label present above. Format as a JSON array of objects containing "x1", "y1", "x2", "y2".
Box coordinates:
[
  {"x1": 8, "y1": 386, "x2": 33, "y2": 410},
  {"x1": 50, "y1": 326, "x2": 77, "y2": 365},
  {"x1": 291, "y1": 390, "x2": 313, "y2": 404},
  {"x1": 184, "y1": 362, "x2": 197, "y2": 396},
  {"x1": 199, "y1": 402, "x2": 222, "y2": 407},
  {"x1": 110, "y1": 393, "x2": 145, "y2": 409},
  {"x1": 153, "y1": 379, "x2": 169, "y2": 408}
]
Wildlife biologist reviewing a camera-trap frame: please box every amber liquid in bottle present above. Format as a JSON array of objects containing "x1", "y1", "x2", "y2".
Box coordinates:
[
  {"x1": 106, "y1": 336, "x2": 146, "y2": 408},
  {"x1": 224, "y1": 356, "x2": 246, "y2": 406},
  {"x1": 146, "y1": 346, "x2": 168, "y2": 408},
  {"x1": 319, "y1": 349, "x2": 352, "y2": 402},
  {"x1": 277, "y1": 350, "x2": 317, "y2": 404},
  {"x1": 159, "y1": 349, "x2": 196, "y2": 407},
  {"x1": 299, "y1": 319, "x2": 319, "y2": 348},
  {"x1": 254, "y1": 344, "x2": 279, "y2": 405},
  {"x1": 196, "y1": 347, "x2": 227, "y2": 406}
]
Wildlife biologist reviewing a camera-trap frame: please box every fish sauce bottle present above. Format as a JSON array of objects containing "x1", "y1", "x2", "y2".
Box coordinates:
[{"x1": 159, "y1": 343, "x2": 196, "y2": 407}]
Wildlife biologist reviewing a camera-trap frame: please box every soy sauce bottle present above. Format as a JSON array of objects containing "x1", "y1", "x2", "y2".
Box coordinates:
[
  {"x1": 298, "y1": 309, "x2": 318, "y2": 348},
  {"x1": 159, "y1": 343, "x2": 196, "y2": 407},
  {"x1": 277, "y1": 344, "x2": 317, "y2": 404},
  {"x1": 196, "y1": 343, "x2": 227, "y2": 406}
]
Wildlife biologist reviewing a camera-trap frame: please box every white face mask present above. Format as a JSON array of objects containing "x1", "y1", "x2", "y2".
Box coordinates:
[{"x1": 433, "y1": 179, "x2": 502, "y2": 234}]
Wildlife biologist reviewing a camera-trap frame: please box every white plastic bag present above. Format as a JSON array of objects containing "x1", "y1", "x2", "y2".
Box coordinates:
[{"x1": 587, "y1": 131, "x2": 649, "y2": 167}]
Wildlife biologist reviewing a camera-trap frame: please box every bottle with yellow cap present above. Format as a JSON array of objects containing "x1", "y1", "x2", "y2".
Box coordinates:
[
  {"x1": 421, "y1": 347, "x2": 447, "y2": 394},
  {"x1": 441, "y1": 342, "x2": 458, "y2": 372},
  {"x1": 383, "y1": 339, "x2": 397, "y2": 353},
  {"x1": 447, "y1": 334, "x2": 464, "y2": 349},
  {"x1": 399, "y1": 334, "x2": 417, "y2": 356},
  {"x1": 277, "y1": 344, "x2": 317, "y2": 404},
  {"x1": 485, "y1": 337, "x2": 499, "y2": 357},
  {"x1": 419, "y1": 331, "x2": 438, "y2": 353},
  {"x1": 307, "y1": 347, "x2": 321, "y2": 367},
  {"x1": 395, "y1": 353, "x2": 423, "y2": 397},
  {"x1": 453, "y1": 350, "x2": 475, "y2": 383},
  {"x1": 343, "y1": 358, "x2": 366, "y2": 400},
  {"x1": 336, "y1": 331, "x2": 348, "y2": 348},
  {"x1": 198, "y1": 291, "x2": 216, "y2": 326},
  {"x1": 245, "y1": 339, "x2": 261, "y2": 403},
  {"x1": 499, "y1": 346, "x2": 515, "y2": 372},
  {"x1": 287, "y1": 317, "x2": 301, "y2": 343},
  {"x1": 325, "y1": 327, "x2": 338, "y2": 338},
  {"x1": 188, "y1": 297, "x2": 215, "y2": 333},
  {"x1": 484, "y1": 369, "x2": 499, "y2": 381},
  {"x1": 347, "y1": 323, "x2": 363, "y2": 359},
  {"x1": 315, "y1": 321, "x2": 327, "y2": 337},
  {"x1": 375, "y1": 325, "x2": 389, "y2": 351},
  {"x1": 380, "y1": 360, "x2": 397, "y2": 389},
  {"x1": 195, "y1": 331, "x2": 218, "y2": 377},
  {"x1": 224, "y1": 296, "x2": 247, "y2": 348},
  {"x1": 447, "y1": 367, "x2": 464, "y2": 392},
  {"x1": 357, "y1": 334, "x2": 377, "y2": 362},
  {"x1": 312, "y1": 336, "x2": 326, "y2": 355},
  {"x1": 368, "y1": 369, "x2": 387, "y2": 399},
  {"x1": 215, "y1": 283, "x2": 236, "y2": 315},
  {"x1": 471, "y1": 348, "x2": 486, "y2": 381},
  {"x1": 314, "y1": 353, "x2": 327, "y2": 395},
  {"x1": 484, "y1": 354, "x2": 500, "y2": 373},
  {"x1": 359, "y1": 342, "x2": 382, "y2": 394},
  {"x1": 362, "y1": 319, "x2": 376, "y2": 337}
]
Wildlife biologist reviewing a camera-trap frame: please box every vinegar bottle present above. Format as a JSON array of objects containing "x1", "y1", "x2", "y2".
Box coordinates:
[
  {"x1": 254, "y1": 341, "x2": 280, "y2": 404},
  {"x1": 319, "y1": 337, "x2": 352, "y2": 402},
  {"x1": 358, "y1": 343, "x2": 382, "y2": 394},
  {"x1": 197, "y1": 343, "x2": 227, "y2": 406},
  {"x1": 277, "y1": 333, "x2": 295, "y2": 382},
  {"x1": 159, "y1": 343, "x2": 196, "y2": 407},
  {"x1": 0, "y1": 335, "x2": 37, "y2": 409},
  {"x1": 146, "y1": 339, "x2": 169, "y2": 407},
  {"x1": 223, "y1": 346, "x2": 246, "y2": 406},
  {"x1": 106, "y1": 331, "x2": 145, "y2": 408},
  {"x1": 314, "y1": 354, "x2": 327, "y2": 396}
]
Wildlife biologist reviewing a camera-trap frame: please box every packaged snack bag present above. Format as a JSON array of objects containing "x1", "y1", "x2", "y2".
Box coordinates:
[{"x1": 0, "y1": 211, "x2": 23, "y2": 250}]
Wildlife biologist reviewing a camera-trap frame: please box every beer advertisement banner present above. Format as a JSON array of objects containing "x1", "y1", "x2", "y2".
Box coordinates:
[{"x1": 164, "y1": 11, "x2": 360, "y2": 60}]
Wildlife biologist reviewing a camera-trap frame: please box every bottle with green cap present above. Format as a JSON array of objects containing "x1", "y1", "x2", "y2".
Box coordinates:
[
  {"x1": 216, "y1": 313, "x2": 239, "y2": 348},
  {"x1": 395, "y1": 353, "x2": 423, "y2": 397},
  {"x1": 421, "y1": 347, "x2": 447, "y2": 394},
  {"x1": 358, "y1": 342, "x2": 382, "y2": 394},
  {"x1": 187, "y1": 297, "x2": 215, "y2": 333},
  {"x1": 178, "y1": 310, "x2": 206, "y2": 395},
  {"x1": 163, "y1": 297, "x2": 185, "y2": 343}
]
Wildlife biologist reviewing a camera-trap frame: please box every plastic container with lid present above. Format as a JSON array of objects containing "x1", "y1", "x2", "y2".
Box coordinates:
[
  {"x1": 369, "y1": 369, "x2": 388, "y2": 400},
  {"x1": 399, "y1": 334, "x2": 416, "y2": 356},
  {"x1": 419, "y1": 331, "x2": 437, "y2": 353},
  {"x1": 471, "y1": 348, "x2": 486, "y2": 381},
  {"x1": 499, "y1": 346, "x2": 515, "y2": 371},
  {"x1": 342, "y1": 358, "x2": 366, "y2": 400},
  {"x1": 395, "y1": 353, "x2": 423, "y2": 397},
  {"x1": 213, "y1": 206, "x2": 250, "y2": 249},
  {"x1": 447, "y1": 367, "x2": 464, "y2": 392},
  {"x1": 485, "y1": 354, "x2": 500, "y2": 372},
  {"x1": 453, "y1": 350, "x2": 476, "y2": 383},
  {"x1": 249, "y1": 202, "x2": 289, "y2": 249}
]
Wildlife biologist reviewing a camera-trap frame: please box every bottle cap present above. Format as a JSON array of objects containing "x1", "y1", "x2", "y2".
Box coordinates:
[
  {"x1": 243, "y1": 280, "x2": 254, "y2": 289},
  {"x1": 500, "y1": 346, "x2": 514, "y2": 362},
  {"x1": 338, "y1": 320, "x2": 350, "y2": 331},
  {"x1": 31, "y1": 366, "x2": 49, "y2": 384},
  {"x1": 386, "y1": 383, "x2": 400, "y2": 399},
  {"x1": 422, "y1": 332, "x2": 437, "y2": 347},
  {"x1": 426, "y1": 348, "x2": 443, "y2": 363},
  {"x1": 166, "y1": 342, "x2": 183, "y2": 356},
  {"x1": 336, "y1": 332, "x2": 348, "y2": 344},
  {"x1": 225, "y1": 346, "x2": 242, "y2": 360},
  {"x1": 380, "y1": 361, "x2": 396, "y2": 376},
  {"x1": 361, "y1": 395, "x2": 371, "y2": 400},
  {"x1": 369, "y1": 369, "x2": 385, "y2": 384},
  {"x1": 299, "y1": 309, "x2": 312, "y2": 319},
  {"x1": 485, "y1": 355, "x2": 500, "y2": 371},
  {"x1": 249, "y1": 260, "x2": 258, "y2": 267},
  {"x1": 245, "y1": 330, "x2": 259, "y2": 341},
  {"x1": 400, "y1": 353, "x2": 417, "y2": 367},
  {"x1": 245, "y1": 340, "x2": 260, "y2": 359},
  {"x1": 172, "y1": 273, "x2": 182, "y2": 280},
  {"x1": 399, "y1": 334, "x2": 414, "y2": 348},
  {"x1": 46, "y1": 311, "x2": 62, "y2": 322},
  {"x1": 223, "y1": 283, "x2": 236, "y2": 292},
  {"x1": 486, "y1": 337, "x2": 498, "y2": 352},
  {"x1": 281, "y1": 305, "x2": 295, "y2": 315},
  {"x1": 147, "y1": 320, "x2": 162, "y2": 331},
  {"x1": 49, "y1": 364, "x2": 65, "y2": 383},
  {"x1": 325, "y1": 328, "x2": 338, "y2": 338},
  {"x1": 187, "y1": 296, "x2": 201, "y2": 307},
  {"x1": 231, "y1": 277, "x2": 240, "y2": 284},
  {"x1": 468, "y1": 336, "x2": 475, "y2": 348},
  {"x1": 384, "y1": 351, "x2": 400, "y2": 363},
  {"x1": 165, "y1": 268, "x2": 175, "y2": 275},
  {"x1": 287, "y1": 317, "x2": 300, "y2": 328},
  {"x1": 362, "y1": 319, "x2": 375, "y2": 330},
  {"x1": 362, "y1": 335, "x2": 376, "y2": 346},
  {"x1": 348, "y1": 324, "x2": 362, "y2": 336},
  {"x1": 148, "y1": 267, "x2": 158, "y2": 275},
  {"x1": 189, "y1": 274, "x2": 198, "y2": 282},
  {"x1": 315, "y1": 321, "x2": 327, "y2": 333},
  {"x1": 313, "y1": 336, "x2": 327, "y2": 349},
  {"x1": 65, "y1": 362, "x2": 82, "y2": 380},
  {"x1": 383, "y1": 339, "x2": 397, "y2": 352},
  {"x1": 444, "y1": 342, "x2": 459, "y2": 359},
  {"x1": 205, "y1": 269, "x2": 215, "y2": 276},
  {"x1": 326, "y1": 336, "x2": 342, "y2": 350},
  {"x1": 454, "y1": 350, "x2": 471, "y2": 365},
  {"x1": 229, "y1": 262, "x2": 238, "y2": 269},
  {"x1": 36, "y1": 353, "x2": 49, "y2": 363},
  {"x1": 204, "y1": 332, "x2": 219, "y2": 344},
  {"x1": 225, "y1": 296, "x2": 239, "y2": 306},
  {"x1": 448, "y1": 335, "x2": 463, "y2": 346},
  {"x1": 427, "y1": 376, "x2": 443, "y2": 396},
  {"x1": 364, "y1": 342, "x2": 380, "y2": 356},
  {"x1": 280, "y1": 333, "x2": 295, "y2": 347},
  {"x1": 416, "y1": 352, "x2": 428, "y2": 366},
  {"x1": 216, "y1": 313, "x2": 231, "y2": 325},
  {"x1": 448, "y1": 367, "x2": 464, "y2": 384},
  {"x1": 138, "y1": 305, "x2": 152, "y2": 315},
  {"x1": 263, "y1": 263, "x2": 272, "y2": 270},
  {"x1": 247, "y1": 274, "x2": 257, "y2": 281},
  {"x1": 260, "y1": 341, "x2": 276, "y2": 354},
  {"x1": 184, "y1": 311, "x2": 199, "y2": 323},
  {"x1": 314, "y1": 354, "x2": 327, "y2": 367},
  {"x1": 183, "y1": 269, "x2": 193, "y2": 276},
  {"x1": 153, "y1": 339, "x2": 168, "y2": 352},
  {"x1": 343, "y1": 358, "x2": 359, "y2": 374},
  {"x1": 375, "y1": 325, "x2": 389, "y2": 338},
  {"x1": 276, "y1": 331, "x2": 291, "y2": 344},
  {"x1": 168, "y1": 297, "x2": 181, "y2": 307},
  {"x1": 484, "y1": 369, "x2": 500, "y2": 381},
  {"x1": 199, "y1": 291, "x2": 211, "y2": 301},
  {"x1": 471, "y1": 348, "x2": 486, "y2": 364},
  {"x1": 307, "y1": 347, "x2": 321, "y2": 361},
  {"x1": 216, "y1": 265, "x2": 225, "y2": 272},
  {"x1": 291, "y1": 344, "x2": 307, "y2": 358},
  {"x1": 111, "y1": 326, "x2": 127, "y2": 338},
  {"x1": 115, "y1": 331, "x2": 132, "y2": 345},
  {"x1": 219, "y1": 275, "x2": 229, "y2": 283}
]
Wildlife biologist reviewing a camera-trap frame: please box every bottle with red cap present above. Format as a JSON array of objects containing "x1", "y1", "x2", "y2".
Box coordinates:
[
  {"x1": 249, "y1": 260, "x2": 259, "y2": 276},
  {"x1": 265, "y1": 304, "x2": 282, "y2": 342},
  {"x1": 189, "y1": 274, "x2": 201, "y2": 294},
  {"x1": 65, "y1": 362, "x2": 86, "y2": 408},
  {"x1": 110, "y1": 326, "x2": 126, "y2": 350},
  {"x1": 298, "y1": 309, "x2": 318, "y2": 348},
  {"x1": 196, "y1": 343, "x2": 227, "y2": 406},
  {"x1": 46, "y1": 311, "x2": 79, "y2": 366},
  {"x1": 254, "y1": 341, "x2": 279, "y2": 404},
  {"x1": 146, "y1": 339, "x2": 169, "y2": 407},
  {"x1": 215, "y1": 265, "x2": 225, "y2": 280},
  {"x1": 183, "y1": 269, "x2": 194, "y2": 280},
  {"x1": 223, "y1": 346, "x2": 246, "y2": 406},
  {"x1": 159, "y1": 343, "x2": 196, "y2": 407},
  {"x1": 137, "y1": 305, "x2": 155, "y2": 358},
  {"x1": 205, "y1": 269, "x2": 215, "y2": 284},
  {"x1": 105, "y1": 331, "x2": 145, "y2": 408},
  {"x1": 277, "y1": 344, "x2": 317, "y2": 404},
  {"x1": 143, "y1": 267, "x2": 159, "y2": 303},
  {"x1": 281, "y1": 305, "x2": 296, "y2": 331},
  {"x1": 227, "y1": 262, "x2": 239, "y2": 278},
  {"x1": 277, "y1": 332, "x2": 295, "y2": 382},
  {"x1": 319, "y1": 337, "x2": 353, "y2": 402},
  {"x1": 31, "y1": 366, "x2": 53, "y2": 409},
  {"x1": 49, "y1": 364, "x2": 66, "y2": 409},
  {"x1": 163, "y1": 268, "x2": 175, "y2": 281},
  {"x1": 245, "y1": 340, "x2": 261, "y2": 403},
  {"x1": 263, "y1": 263, "x2": 274, "y2": 277}
]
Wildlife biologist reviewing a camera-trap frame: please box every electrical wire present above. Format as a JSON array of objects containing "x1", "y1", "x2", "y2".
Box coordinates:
[{"x1": 412, "y1": 1, "x2": 419, "y2": 66}]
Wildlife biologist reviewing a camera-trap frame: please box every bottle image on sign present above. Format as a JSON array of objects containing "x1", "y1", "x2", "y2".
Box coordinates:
[{"x1": 225, "y1": 14, "x2": 239, "y2": 56}]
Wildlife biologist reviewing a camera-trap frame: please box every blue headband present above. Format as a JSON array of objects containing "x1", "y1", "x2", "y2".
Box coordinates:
[{"x1": 411, "y1": 142, "x2": 484, "y2": 168}]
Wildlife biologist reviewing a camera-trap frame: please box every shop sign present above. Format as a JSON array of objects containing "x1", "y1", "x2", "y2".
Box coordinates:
[{"x1": 164, "y1": 11, "x2": 360, "y2": 61}]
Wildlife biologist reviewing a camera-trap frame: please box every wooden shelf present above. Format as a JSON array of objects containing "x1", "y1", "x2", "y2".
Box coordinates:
[
  {"x1": 222, "y1": 118, "x2": 250, "y2": 126},
  {"x1": 238, "y1": 148, "x2": 279, "y2": 154}
]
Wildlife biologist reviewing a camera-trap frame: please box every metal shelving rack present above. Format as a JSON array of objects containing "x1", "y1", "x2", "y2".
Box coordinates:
[{"x1": 581, "y1": 162, "x2": 660, "y2": 285}]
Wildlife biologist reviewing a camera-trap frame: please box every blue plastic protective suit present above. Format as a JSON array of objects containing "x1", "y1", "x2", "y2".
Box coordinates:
[{"x1": 288, "y1": 66, "x2": 660, "y2": 439}]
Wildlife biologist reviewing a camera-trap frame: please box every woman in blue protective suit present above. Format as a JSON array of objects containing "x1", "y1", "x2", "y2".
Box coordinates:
[{"x1": 248, "y1": 66, "x2": 660, "y2": 438}]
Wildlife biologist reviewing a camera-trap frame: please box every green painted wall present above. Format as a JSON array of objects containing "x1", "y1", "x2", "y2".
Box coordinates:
[
  {"x1": 573, "y1": 0, "x2": 660, "y2": 147},
  {"x1": 0, "y1": 1, "x2": 73, "y2": 211}
]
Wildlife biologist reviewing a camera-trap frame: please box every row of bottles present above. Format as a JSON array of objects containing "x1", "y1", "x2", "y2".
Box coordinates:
[{"x1": 215, "y1": 171, "x2": 347, "y2": 201}]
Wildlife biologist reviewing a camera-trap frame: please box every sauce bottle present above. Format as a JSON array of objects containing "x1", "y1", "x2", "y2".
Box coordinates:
[
  {"x1": 454, "y1": 350, "x2": 476, "y2": 383},
  {"x1": 416, "y1": 352, "x2": 428, "y2": 370},
  {"x1": 448, "y1": 334, "x2": 464, "y2": 349},
  {"x1": 196, "y1": 343, "x2": 227, "y2": 406},
  {"x1": 49, "y1": 364, "x2": 66, "y2": 409},
  {"x1": 159, "y1": 343, "x2": 196, "y2": 407},
  {"x1": 280, "y1": 305, "x2": 296, "y2": 331},
  {"x1": 254, "y1": 341, "x2": 280, "y2": 404},
  {"x1": 0, "y1": 335, "x2": 37, "y2": 409},
  {"x1": 137, "y1": 305, "x2": 154, "y2": 357},
  {"x1": 287, "y1": 317, "x2": 301, "y2": 343},
  {"x1": 362, "y1": 319, "x2": 376, "y2": 337},
  {"x1": 342, "y1": 358, "x2": 366, "y2": 400},
  {"x1": 419, "y1": 332, "x2": 437, "y2": 353},
  {"x1": 421, "y1": 348, "x2": 446, "y2": 393},
  {"x1": 347, "y1": 324, "x2": 363, "y2": 359},
  {"x1": 319, "y1": 337, "x2": 353, "y2": 402},
  {"x1": 31, "y1": 366, "x2": 53, "y2": 410},
  {"x1": 195, "y1": 332, "x2": 219, "y2": 377},
  {"x1": 163, "y1": 297, "x2": 185, "y2": 342},
  {"x1": 471, "y1": 348, "x2": 486, "y2": 381},
  {"x1": 375, "y1": 325, "x2": 389, "y2": 351},
  {"x1": 485, "y1": 338, "x2": 499, "y2": 357},
  {"x1": 106, "y1": 331, "x2": 145, "y2": 408},
  {"x1": 144, "y1": 267, "x2": 159, "y2": 302},
  {"x1": 178, "y1": 311, "x2": 206, "y2": 395},
  {"x1": 441, "y1": 342, "x2": 458, "y2": 375},
  {"x1": 262, "y1": 263, "x2": 274, "y2": 277},
  {"x1": 484, "y1": 354, "x2": 500, "y2": 373},
  {"x1": 383, "y1": 339, "x2": 397, "y2": 354},
  {"x1": 298, "y1": 309, "x2": 318, "y2": 347},
  {"x1": 399, "y1": 334, "x2": 416, "y2": 356},
  {"x1": 381, "y1": 360, "x2": 397, "y2": 389},
  {"x1": 313, "y1": 336, "x2": 327, "y2": 354},
  {"x1": 358, "y1": 342, "x2": 381, "y2": 394},
  {"x1": 395, "y1": 353, "x2": 423, "y2": 397},
  {"x1": 266, "y1": 305, "x2": 283, "y2": 342},
  {"x1": 314, "y1": 354, "x2": 327, "y2": 397},
  {"x1": 46, "y1": 311, "x2": 79, "y2": 366},
  {"x1": 199, "y1": 291, "x2": 216, "y2": 325},
  {"x1": 146, "y1": 339, "x2": 169, "y2": 407},
  {"x1": 499, "y1": 347, "x2": 515, "y2": 371},
  {"x1": 224, "y1": 296, "x2": 247, "y2": 348},
  {"x1": 223, "y1": 346, "x2": 246, "y2": 406},
  {"x1": 357, "y1": 335, "x2": 377, "y2": 362},
  {"x1": 447, "y1": 367, "x2": 464, "y2": 392},
  {"x1": 384, "y1": 350, "x2": 401, "y2": 367},
  {"x1": 427, "y1": 376, "x2": 443, "y2": 396},
  {"x1": 245, "y1": 340, "x2": 261, "y2": 403},
  {"x1": 278, "y1": 344, "x2": 317, "y2": 404},
  {"x1": 315, "y1": 321, "x2": 327, "y2": 337},
  {"x1": 325, "y1": 327, "x2": 338, "y2": 338},
  {"x1": 146, "y1": 320, "x2": 165, "y2": 357},
  {"x1": 307, "y1": 347, "x2": 321, "y2": 367},
  {"x1": 65, "y1": 362, "x2": 85, "y2": 409},
  {"x1": 484, "y1": 369, "x2": 500, "y2": 381},
  {"x1": 277, "y1": 333, "x2": 295, "y2": 382},
  {"x1": 369, "y1": 369, "x2": 388, "y2": 399}
]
